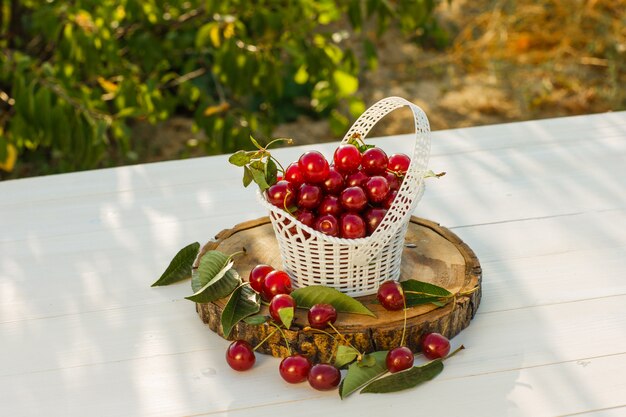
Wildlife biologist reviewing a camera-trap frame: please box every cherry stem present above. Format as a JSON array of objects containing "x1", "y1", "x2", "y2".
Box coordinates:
[
  {"x1": 303, "y1": 326, "x2": 335, "y2": 338},
  {"x1": 457, "y1": 287, "x2": 479, "y2": 297},
  {"x1": 400, "y1": 296, "x2": 407, "y2": 347},
  {"x1": 253, "y1": 326, "x2": 280, "y2": 351},
  {"x1": 328, "y1": 322, "x2": 361, "y2": 355},
  {"x1": 443, "y1": 344, "x2": 465, "y2": 361},
  {"x1": 264, "y1": 137, "x2": 293, "y2": 149},
  {"x1": 228, "y1": 249, "x2": 247, "y2": 260},
  {"x1": 272, "y1": 322, "x2": 292, "y2": 356}
]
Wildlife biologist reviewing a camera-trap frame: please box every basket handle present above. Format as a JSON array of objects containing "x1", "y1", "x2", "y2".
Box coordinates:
[{"x1": 342, "y1": 97, "x2": 431, "y2": 266}]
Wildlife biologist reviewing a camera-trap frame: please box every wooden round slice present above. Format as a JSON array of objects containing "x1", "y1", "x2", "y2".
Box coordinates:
[{"x1": 195, "y1": 216, "x2": 481, "y2": 362}]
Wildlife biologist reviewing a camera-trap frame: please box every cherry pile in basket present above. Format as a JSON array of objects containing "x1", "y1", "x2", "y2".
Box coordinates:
[{"x1": 266, "y1": 143, "x2": 411, "y2": 239}]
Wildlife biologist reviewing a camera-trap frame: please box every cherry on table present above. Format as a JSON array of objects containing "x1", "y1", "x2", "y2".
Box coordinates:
[
  {"x1": 421, "y1": 333, "x2": 451, "y2": 359},
  {"x1": 386, "y1": 346, "x2": 414, "y2": 373},
  {"x1": 307, "y1": 303, "x2": 338, "y2": 329},
  {"x1": 388, "y1": 153, "x2": 411, "y2": 174},
  {"x1": 298, "y1": 151, "x2": 330, "y2": 184},
  {"x1": 377, "y1": 280, "x2": 405, "y2": 311},
  {"x1": 261, "y1": 270, "x2": 293, "y2": 301},
  {"x1": 308, "y1": 363, "x2": 341, "y2": 391},
  {"x1": 361, "y1": 147, "x2": 388, "y2": 175},
  {"x1": 345, "y1": 171, "x2": 369, "y2": 188},
  {"x1": 226, "y1": 340, "x2": 256, "y2": 371},
  {"x1": 315, "y1": 214, "x2": 339, "y2": 237},
  {"x1": 364, "y1": 175, "x2": 390, "y2": 203},
  {"x1": 248, "y1": 264, "x2": 274, "y2": 293},
  {"x1": 340, "y1": 186, "x2": 367, "y2": 212},
  {"x1": 340, "y1": 213, "x2": 366, "y2": 239},
  {"x1": 333, "y1": 144, "x2": 362, "y2": 174},
  {"x1": 269, "y1": 293, "x2": 296, "y2": 324},
  {"x1": 266, "y1": 180, "x2": 296, "y2": 208},
  {"x1": 279, "y1": 355, "x2": 312, "y2": 384},
  {"x1": 297, "y1": 183, "x2": 323, "y2": 210},
  {"x1": 318, "y1": 195, "x2": 343, "y2": 217},
  {"x1": 323, "y1": 167, "x2": 345, "y2": 195},
  {"x1": 285, "y1": 162, "x2": 304, "y2": 186}
]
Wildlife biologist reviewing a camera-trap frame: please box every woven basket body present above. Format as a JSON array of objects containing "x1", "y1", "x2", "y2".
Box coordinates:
[{"x1": 258, "y1": 97, "x2": 431, "y2": 297}]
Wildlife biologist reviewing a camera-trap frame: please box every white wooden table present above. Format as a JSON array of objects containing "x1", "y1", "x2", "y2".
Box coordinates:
[{"x1": 2, "y1": 112, "x2": 625, "y2": 417}]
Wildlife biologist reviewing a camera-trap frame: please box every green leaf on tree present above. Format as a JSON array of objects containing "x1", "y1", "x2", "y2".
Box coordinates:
[
  {"x1": 291, "y1": 286, "x2": 376, "y2": 317},
  {"x1": 229, "y1": 150, "x2": 252, "y2": 167},
  {"x1": 186, "y1": 251, "x2": 241, "y2": 303},
  {"x1": 221, "y1": 285, "x2": 261, "y2": 337},
  {"x1": 339, "y1": 350, "x2": 388, "y2": 399},
  {"x1": 151, "y1": 242, "x2": 200, "y2": 287},
  {"x1": 361, "y1": 360, "x2": 444, "y2": 394},
  {"x1": 278, "y1": 306, "x2": 294, "y2": 329},
  {"x1": 401, "y1": 279, "x2": 452, "y2": 307},
  {"x1": 334, "y1": 345, "x2": 360, "y2": 368},
  {"x1": 243, "y1": 315, "x2": 268, "y2": 325}
]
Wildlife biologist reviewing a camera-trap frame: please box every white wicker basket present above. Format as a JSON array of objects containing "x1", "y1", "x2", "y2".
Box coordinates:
[{"x1": 258, "y1": 97, "x2": 431, "y2": 296}]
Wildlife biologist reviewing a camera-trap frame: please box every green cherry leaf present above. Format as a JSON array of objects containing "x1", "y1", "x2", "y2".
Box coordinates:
[
  {"x1": 151, "y1": 242, "x2": 200, "y2": 286},
  {"x1": 340, "y1": 350, "x2": 388, "y2": 399},
  {"x1": 278, "y1": 306, "x2": 294, "y2": 329},
  {"x1": 249, "y1": 135, "x2": 263, "y2": 150},
  {"x1": 221, "y1": 285, "x2": 261, "y2": 338},
  {"x1": 334, "y1": 345, "x2": 360, "y2": 368},
  {"x1": 243, "y1": 315, "x2": 268, "y2": 325},
  {"x1": 357, "y1": 353, "x2": 377, "y2": 368},
  {"x1": 242, "y1": 165, "x2": 253, "y2": 187},
  {"x1": 187, "y1": 251, "x2": 241, "y2": 303},
  {"x1": 229, "y1": 150, "x2": 252, "y2": 167},
  {"x1": 265, "y1": 157, "x2": 278, "y2": 186},
  {"x1": 361, "y1": 360, "x2": 444, "y2": 394},
  {"x1": 250, "y1": 166, "x2": 270, "y2": 191},
  {"x1": 291, "y1": 286, "x2": 376, "y2": 317},
  {"x1": 400, "y1": 280, "x2": 452, "y2": 308}
]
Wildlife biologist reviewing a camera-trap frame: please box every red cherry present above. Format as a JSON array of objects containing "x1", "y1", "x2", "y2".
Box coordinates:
[
  {"x1": 308, "y1": 364, "x2": 341, "y2": 391},
  {"x1": 388, "y1": 153, "x2": 411, "y2": 174},
  {"x1": 298, "y1": 151, "x2": 330, "y2": 184},
  {"x1": 262, "y1": 270, "x2": 293, "y2": 301},
  {"x1": 377, "y1": 280, "x2": 404, "y2": 311},
  {"x1": 318, "y1": 195, "x2": 343, "y2": 217},
  {"x1": 361, "y1": 147, "x2": 388, "y2": 175},
  {"x1": 249, "y1": 264, "x2": 274, "y2": 293},
  {"x1": 226, "y1": 340, "x2": 256, "y2": 371},
  {"x1": 382, "y1": 189, "x2": 398, "y2": 210},
  {"x1": 323, "y1": 167, "x2": 345, "y2": 195},
  {"x1": 285, "y1": 163, "x2": 304, "y2": 186},
  {"x1": 364, "y1": 207, "x2": 387, "y2": 235},
  {"x1": 315, "y1": 214, "x2": 339, "y2": 237},
  {"x1": 307, "y1": 303, "x2": 338, "y2": 329},
  {"x1": 384, "y1": 171, "x2": 400, "y2": 191},
  {"x1": 340, "y1": 213, "x2": 366, "y2": 239},
  {"x1": 279, "y1": 355, "x2": 312, "y2": 384},
  {"x1": 266, "y1": 181, "x2": 296, "y2": 208},
  {"x1": 340, "y1": 186, "x2": 367, "y2": 212},
  {"x1": 296, "y1": 210, "x2": 316, "y2": 228},
  {"x1": 269, "y1": 293, "x2": 296, "y2": 324},
  {"x1": 345, "y1": 171, "x2": 369, "y2": 188},
  {"x1": 297, "y1": 183, "x2": 323, "y2": 210},
  {"x1": 364, "y1": 175, "x2": 390, "y2": 203},
  {"x1": 421, "y1": 333, "x2": 451, "y2": 359},
  {"x1": 333, "y1": 144, "x2": 362, "y2": 174},
  {"x1": 386, "y1": 346, "x2": 414, "y2": 373}
]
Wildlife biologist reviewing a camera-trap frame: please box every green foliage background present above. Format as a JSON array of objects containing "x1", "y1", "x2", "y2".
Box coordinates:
[{"x1": 0, "y1": 0, "x2": 444, "y2": 177}]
